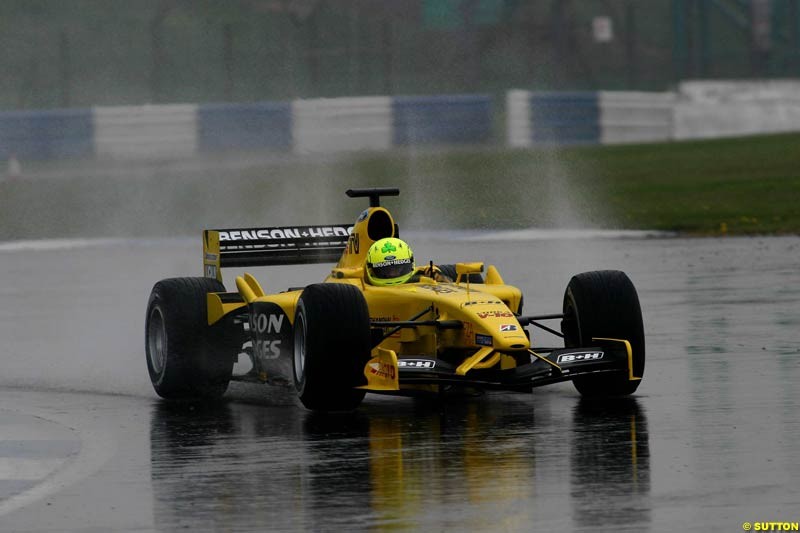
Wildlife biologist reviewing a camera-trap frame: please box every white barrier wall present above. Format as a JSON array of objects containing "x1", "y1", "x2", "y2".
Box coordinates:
[
  {"x1": 599, "y1": 91, "x2": 675, "y2": 144},
  {"x1": 93, "y1": 104, "x2": 198, "y2": 159},
  {"x1": 506, "y1": 90, "x2": 532, "y2": 148},
  {"x1": 292, "y1": 97, "x2": 392, "y2": 154},
  {"x1": 674, "y1": 80, "x2": 800, "y2": 139},
  {"x1": 506, "y1": 90, "x2": 674, "y2": 146},
  {"x1": 14, "y1": 83, "x2": 800, "y2": 163}
]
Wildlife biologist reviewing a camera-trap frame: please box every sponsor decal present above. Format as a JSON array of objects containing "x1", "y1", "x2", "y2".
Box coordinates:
[
  {"x1": 397, "y1": 359, "x2": 436, "y2": 369},
  {"x1": 477, "y1": 310, "x2": 514, "y2": 319},
  {"x1": 475, "y1": 334, "x2": 493, "y2": 347},
  {"x1": 556, "y1": 352, "x2": 604, "y2": 364},
  {"x1": 419, "y1": 284, "x2": 460, "y2": 294},
  {"x1": 255, "y1": 339, "x2": 281, "y2": 359},
  {"x1": 463, "y1": 300, "x2": 502, "y2": 307},
  {"x1": 218, "y1": 226, "x2": 351, "y2": 242},
  {"x1": 371, "y1": 315, "x2": 400, "y2": 322},
  {"x1": 369, "y1": 361, "x2": 396, "y2": 379},
  {"x1": 373, "y1": 258, "x2": 411, "y2": 268},
  {"x1": 204, "y1": 265, "x2": 218, "y2": 279},
  {"x1": 357, "y1": 209, "x2": 369, "y2": 222},
  {"x1": 500, "y1": 324, "x2": 518, "y2": 332},
  {"x1": 252, "y1": 312, "x2": 287, "y2": 360},
  {"x1": 347, "y1": 232, "x2": 360, "y2": 254},
  {"x1": 371, "y1": 315, "x2": 401, "y2": 337},
  {"x1": 254, "y1": 313, "x2": 284, "y2": 334},
  {"x1": 204, "y1": 253, "x2": 218, "y2": 262}
]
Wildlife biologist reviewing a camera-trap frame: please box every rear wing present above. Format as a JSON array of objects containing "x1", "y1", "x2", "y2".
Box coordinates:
[{"x1": 203, "y1": 225, "x2": 352, "y2": 281}]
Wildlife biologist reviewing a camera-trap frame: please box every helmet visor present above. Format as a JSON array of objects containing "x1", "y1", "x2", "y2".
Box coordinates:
[{"x1": 369, "y1": 258, "x2": 414, "y2": 280}]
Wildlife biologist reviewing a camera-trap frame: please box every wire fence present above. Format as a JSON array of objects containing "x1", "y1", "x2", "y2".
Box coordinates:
[{"x1": 1, "y1": 0, "x2": 799, "y2": 110}]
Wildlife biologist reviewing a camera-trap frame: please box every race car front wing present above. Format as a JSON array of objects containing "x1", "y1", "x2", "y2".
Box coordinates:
[{"x1": 361, "y1": 338, "x2": 640, "y2": 393}]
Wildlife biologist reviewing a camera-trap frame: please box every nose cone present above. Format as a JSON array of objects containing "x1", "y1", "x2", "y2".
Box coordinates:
[
  {"x1": 465, "y1": 306, "x2": 530, "y2": 351},
  {"x1": 493, "y1": 321, "x2": 530, "y2": 351}
]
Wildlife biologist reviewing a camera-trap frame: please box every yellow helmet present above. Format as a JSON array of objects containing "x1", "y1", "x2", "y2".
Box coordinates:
[{"x1": 366, "y1": 237, "x2": 415, "y2": 286}]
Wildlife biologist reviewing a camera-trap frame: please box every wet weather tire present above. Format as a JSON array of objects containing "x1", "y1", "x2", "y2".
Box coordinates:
[
  {"x1": 561, "y1": 270, "x2": 645, "y2": 396},
  {"x1": 145, "y1": 277, "x2": 239, "y2": 400},
  {"x1": 293, "y1": 283, "x2": 371, "y2": 411}
]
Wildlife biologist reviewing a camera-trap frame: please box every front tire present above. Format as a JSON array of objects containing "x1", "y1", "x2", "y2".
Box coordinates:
[
  {"x1": 293, "y1": 283, "x2": 371, "y2": 411},
  {"x1": 561, "y1": 270, "x2": 645, "y2": 396},
  {"x1": 145, "y1": 277, "x2": 240, "y2": 400}
]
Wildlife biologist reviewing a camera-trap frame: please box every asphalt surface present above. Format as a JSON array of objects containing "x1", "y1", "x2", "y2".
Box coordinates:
[{"x1": 1, "y1": 232, "x2": 799, "y2": 532}]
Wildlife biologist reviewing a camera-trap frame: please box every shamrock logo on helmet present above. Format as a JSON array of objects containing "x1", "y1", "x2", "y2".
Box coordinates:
[{"x1": 367, "y1": 237, "x2": 415, "y2": 286}]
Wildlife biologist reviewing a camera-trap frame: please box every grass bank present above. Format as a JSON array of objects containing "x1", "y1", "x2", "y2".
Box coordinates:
[
  {"x1": 344, "y1": 132, "x2": 800, "y2": 235},
  {"x1": 568, "y1": 133, "x2": 800, "y2": 235},
  {"x1": 1, "y1": 133, "x2": 799, "y2": 239}
]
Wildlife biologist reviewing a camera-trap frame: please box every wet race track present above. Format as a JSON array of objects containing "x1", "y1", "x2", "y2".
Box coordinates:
[{"x1": 1, "y1": 232, "x2": 799, "y2": 532}]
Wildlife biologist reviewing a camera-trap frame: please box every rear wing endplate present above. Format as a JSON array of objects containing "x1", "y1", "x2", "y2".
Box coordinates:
[{"x1": 203, "y1": 225, "x2": 352, "y2": 281}]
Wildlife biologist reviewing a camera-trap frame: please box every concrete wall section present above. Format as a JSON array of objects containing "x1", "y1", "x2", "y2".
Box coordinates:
[
  {"x1": 392, "y1": 94, "x2": 492, "y2": 146},
  {"x1": 93, "y1": 104, "x2": 197, "y2": 159},
  {"x1": 674, "y1": 100, "x2": 800, "y2": 139},
  {"x1": 530, "y1": 92, "x2": 600, "y2": 145},
  {"x1": 678, "y1": 80, "x2": 800, "y2": 103},
  {"x1": 674, "y1": 81, "x2": 800, "y2": 139},
  {"x1": 599, "y1": 91, "x2": 675, "y2": 144},
  {"x1": 506, "y1": 90, "x2": 532, "y2": 148},
  {"x1": 0, "y1": 109, "x2": 94, "y2": 159},
  {"x1": 292, "y1": 97, "x2": 391, "y2": 154},
  {"x1": 198, "y1": 102, "x2": 292, "y2": 152},
  {"x1": 7, "y1": 82, "x2": 800, "y2": 163}
]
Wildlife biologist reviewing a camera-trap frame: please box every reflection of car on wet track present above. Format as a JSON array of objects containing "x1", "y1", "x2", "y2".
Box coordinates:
[{"x1": 145, "y1": 188, "x2": 645, "y2": 411}]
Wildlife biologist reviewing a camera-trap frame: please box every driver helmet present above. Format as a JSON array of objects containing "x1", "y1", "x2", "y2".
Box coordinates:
[{"x1": 366, "y1": 237, "x2": 415, "y2": 286}]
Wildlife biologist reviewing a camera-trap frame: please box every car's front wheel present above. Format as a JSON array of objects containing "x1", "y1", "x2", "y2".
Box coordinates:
[
  {"x1": 561, "y1": 270, "x2": 645, "y2": 396},
  {"x1": 293, "y1": 283, "x2": 371, "y2": 411}
]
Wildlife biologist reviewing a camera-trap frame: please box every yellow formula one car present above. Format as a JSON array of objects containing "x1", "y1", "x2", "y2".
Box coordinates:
[{"x1": 145, "y1": 188, "x2": 644, "y2": 410}]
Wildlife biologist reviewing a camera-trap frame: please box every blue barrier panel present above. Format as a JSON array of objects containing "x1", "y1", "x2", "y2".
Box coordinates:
[
  {"x1": 198, "y1": 102, "x2": 292, "y2": 152},
  {"x1": 0, "y1": 108, "x2": 94, "y2": 159},
  {"x1": 529, "y1": 92, "x2": 600, "y2": 145},
  {"x1": 392, "y1": 94, "x2": 492, "y2": 145}
]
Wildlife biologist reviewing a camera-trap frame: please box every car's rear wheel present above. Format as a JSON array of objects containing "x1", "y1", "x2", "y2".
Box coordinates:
[
  {"x1": 293, "y1": 283, "x2": 371, "y2": 411},
  {"x1": 145, "y1": 277, "x2": 241, "y2": 400},
  {"x1": 561, "y1": 270, "x2": 645, "y2": 396}
]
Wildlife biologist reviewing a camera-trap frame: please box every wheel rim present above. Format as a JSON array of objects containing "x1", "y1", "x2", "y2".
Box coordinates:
[
  {"x1": 147, "y1": 306, "x2": 167, "y2": 375},
  {"x1": 293, "y1": 312, "x2": 306, "y2": 384}
]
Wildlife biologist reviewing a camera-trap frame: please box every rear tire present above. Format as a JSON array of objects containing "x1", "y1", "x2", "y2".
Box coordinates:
[
  {"x1": 145, "y1": 277, "x2": 240, "y2": 400},
  {"x1": 561, "y1": 270, "x2": 645, "y2": 396},
  {"x1": 293, "y1": 283, "x2": 371, "y2": 411}
]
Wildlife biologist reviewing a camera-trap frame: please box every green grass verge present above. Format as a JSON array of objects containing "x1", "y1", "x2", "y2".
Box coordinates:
[
  {"x1": 569, "y1": 133, "x2": 800, "y2": 235},
  {"x1": 338, "y1": 133, "x2": 800, "y2": 235},
  {"x1": 1, "y1": 133, "x2": 799, "y2": 239}
]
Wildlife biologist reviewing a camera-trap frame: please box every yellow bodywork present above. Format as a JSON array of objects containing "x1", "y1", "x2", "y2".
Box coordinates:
[
  {"x1": 359, "y1": 348, "x2": 400, "y2": 391},
  {"x1": 203, "y1": 205, "x2": 530, "y2": 392},
  {"x1": 594, "y1": 337, "x2": 642, "y2": 381}
]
